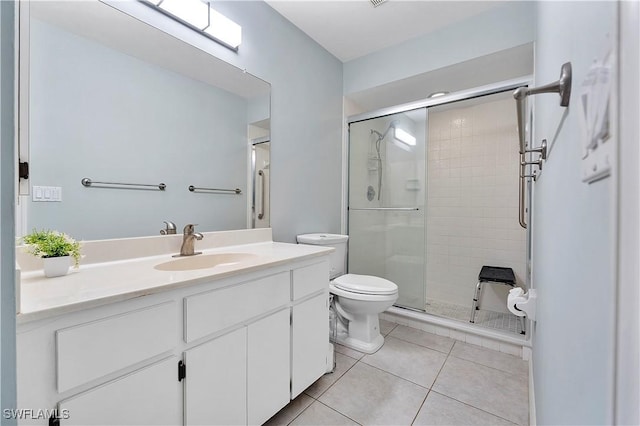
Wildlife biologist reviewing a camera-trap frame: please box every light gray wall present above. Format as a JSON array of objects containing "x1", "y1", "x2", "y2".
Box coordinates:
[
  {"x1": 214, "y1": 1, "x2": 344, "y2": 242},
  {"x1": 616, "y1": 3, "x2": 640, "y2": 423},
  {"x1": 531, "y1": 2, "x2": 617, "y2": 424},
  {"x1": 343, "y1": 1, "x2": 536, "y2": 96},
  {"x1": 0, "y1": 1, "x2": 17, "y2": 422},
  {"x1": 29, "y1": 19, "x2": 249, "y2": 240}
]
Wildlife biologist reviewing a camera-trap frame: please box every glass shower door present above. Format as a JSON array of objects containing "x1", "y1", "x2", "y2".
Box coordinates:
[{"x1": 348, "y1": 110, "x2": 426, "y2": 310}]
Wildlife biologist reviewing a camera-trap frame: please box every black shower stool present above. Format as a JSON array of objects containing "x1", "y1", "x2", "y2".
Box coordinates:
[{"x1": 469, "y1": 265, "x2": 516, "y2": 324}]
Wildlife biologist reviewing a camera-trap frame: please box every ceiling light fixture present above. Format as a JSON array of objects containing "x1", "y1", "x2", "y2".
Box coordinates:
[
  {"x1": 141, "y1": 0, "x2": 242, "y2": 51},
  {"x1": 205, "y1": 8, "x2": 242, "y2": 50},
  {"x1": 370, "y1": 0, "x2": 388, "y2": 7},
  {"x1": 427, "y1": 91, "x2": 449, "y2": 99},
  {"x1": 394, "y1": 127, "x2": 416, "y2": 146}
]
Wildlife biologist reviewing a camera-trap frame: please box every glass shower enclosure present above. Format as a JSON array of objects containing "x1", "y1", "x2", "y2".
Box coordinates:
[
  {"x1": 348, "y1": 111, "x2": 427, "y2": 310},
  {"x1": 348, "y1": 86, "x2": 527, "y2": 335}
]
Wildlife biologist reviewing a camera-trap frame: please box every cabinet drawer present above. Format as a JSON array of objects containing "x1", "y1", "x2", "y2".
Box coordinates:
[
  {"x1": 184, "y1": 271, "x2": 289, "y2": 342},
  {"x1": 56, "y1": 301, "x2": 177, "y2": 393},
  {"x1": 292, "y1": 261, "x2": 329, "y2": 300}
]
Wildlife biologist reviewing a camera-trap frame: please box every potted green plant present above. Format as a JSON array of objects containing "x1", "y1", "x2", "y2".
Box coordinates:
[{"x1": 20, "y1": 229, "x2": 81, "y2": 277}]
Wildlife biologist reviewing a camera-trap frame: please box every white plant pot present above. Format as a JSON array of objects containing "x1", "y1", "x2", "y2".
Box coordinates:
[{"x1": 43, "y1": 256, "x2": 71, "y2": 278}]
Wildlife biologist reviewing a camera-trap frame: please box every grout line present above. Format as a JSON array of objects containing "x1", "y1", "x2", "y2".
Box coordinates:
[
  {"x1": 355, "y1": 359, "x2": 431, "y2": 392},
  {"x1": 308, "y1": 353, "x2": 361, "y2": 400},
  {"x1": 314, "y1": 400, "x2": 363, "y2": 426},
  {"x1": 446, "y1": 351, "x2": 529, "y2": 379},
  {"x1": 410, "y1": 388, "x2": 432, "y2": 425},
  {"x1": 427, "y1": 390, "x2": 520, "y2": 426},
  {"x1": 283, "y1": 394, "x2": 316, "y2": 426},
  {"x1": 386, "y1": 329, "x2": 456, "y2": 355},
  {"x1": 382, "y1": 334, "x2": 454, "y2": 357}
]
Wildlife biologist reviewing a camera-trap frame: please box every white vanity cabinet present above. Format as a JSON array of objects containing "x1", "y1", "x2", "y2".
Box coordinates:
[
  {"x1": 291, "y1": 262, "x2": 331, "y2": 397},
  {"x1": 184, "y1": 327, "x2": 248, "y2": 425},
  {"x1": 58, "y1": 356, "x2": 182, "y2": 426},
  {"x1": 16, "y1": 256, "x2": 330, "y2": 426}
]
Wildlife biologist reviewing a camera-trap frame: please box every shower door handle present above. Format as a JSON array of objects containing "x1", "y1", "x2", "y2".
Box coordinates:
[{"x1": 257, "y1": 170, "x2": 265, "y2": 220}]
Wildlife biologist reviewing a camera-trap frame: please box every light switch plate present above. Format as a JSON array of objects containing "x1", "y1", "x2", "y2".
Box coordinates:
[
  {"x1": 32, "y1": 186, "x2": 62, "y2": 202},
  {"x1": 582, "y1": 141, "x2": 612, "y2": 184}
]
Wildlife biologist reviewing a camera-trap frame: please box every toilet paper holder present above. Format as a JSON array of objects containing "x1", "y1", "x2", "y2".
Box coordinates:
[{"x1": 508, "y1": 288, "x2": 537, "y2": 321}]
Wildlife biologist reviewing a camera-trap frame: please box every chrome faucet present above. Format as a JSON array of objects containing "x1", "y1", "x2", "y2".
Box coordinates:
[
  {"x1": 160, "y1": 221, "x2": 177, "y2": 235},
  {"x1": 179, "y1": 224, "x2": 203, "y2": 256}
]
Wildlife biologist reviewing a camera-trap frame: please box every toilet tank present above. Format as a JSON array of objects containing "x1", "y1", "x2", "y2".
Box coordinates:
[{"x1": 296, "y1": 233, "x2": 348, "y2": 279}]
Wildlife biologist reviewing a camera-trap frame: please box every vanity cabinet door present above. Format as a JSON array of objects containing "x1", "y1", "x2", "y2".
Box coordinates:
[
  {"x1": 291, "y1": 292, "x2": 329, "y2": 397},
  {"x1": 58, "y1": 356, "x2": 181, "y2": 425},
  {"x1": 247, "y1": 308, "x2": 290, "y2": 425},
  {"x1": 184, "y1": 327, "x2": 247, "y2": 426}
]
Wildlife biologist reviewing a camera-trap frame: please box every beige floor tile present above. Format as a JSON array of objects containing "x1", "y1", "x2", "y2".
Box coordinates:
[
  {"x1": 304, "y1": 352, "x2": 359, "y2": 398},
  {"x1": 413, "y1": 391, "x2": 516, "y2": 425},
  {"x1": 379, "y1": 319, "x2": 397, "y2": 336},
  {"x1": 432, "y1": 357, "x2": 529, "y2": 425},
  {"x1": 319, "y1": 362, "x2": 428, "y2": 425},
  {"x1": 334, "y1": 343, "x2": 365, "y2": 360},
  {"x1": 389, "y1": 325, "x2": 455, "y2": 354},
  {"x1": 264, "y1": 393, "x2": 314, "y2": 426},
  {"x1": 450, "y1": 341, "x2": 528, "y2": 377},
  {"x1": 361, "y1": 336, "x2": 447, "y2": 388},
  {"x1": 291, "y1": 401, "x2": 360, "y2": 426}
]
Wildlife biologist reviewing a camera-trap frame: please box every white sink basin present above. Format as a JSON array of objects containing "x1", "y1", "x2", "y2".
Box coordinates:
[{"x1": 154, "y1": 253, "x2": 258, "y2": 271}]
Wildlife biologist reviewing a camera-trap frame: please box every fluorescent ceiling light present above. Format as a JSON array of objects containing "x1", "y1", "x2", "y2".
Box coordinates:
[
  {"x1": 205, "y1": 8, "x2": 242, "y2": 49},
  {"x1": 158, "y1": 0, "x2": 209, "y2": 30},
  {"x1": 394, "y1": 128, "x2": 416, "y2": 146}
]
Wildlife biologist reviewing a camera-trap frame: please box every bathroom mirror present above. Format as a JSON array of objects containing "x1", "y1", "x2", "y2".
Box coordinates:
[{"x1": 18, "y1": 0, "x2": 271, "y2": 240}]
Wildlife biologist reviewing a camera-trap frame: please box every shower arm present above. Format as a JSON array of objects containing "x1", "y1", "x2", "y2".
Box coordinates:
[
  {"x1": 514, "y1": 62, "x2": 572, "y2": 155},
  {"x1": 371, "y1": 120, "x2": 398, "y2": 143}
]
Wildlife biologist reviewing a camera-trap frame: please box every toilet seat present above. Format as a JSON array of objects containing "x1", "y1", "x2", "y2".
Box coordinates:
[{"x1": 332, "y1": 274, "x2": 398, "y2": 295}]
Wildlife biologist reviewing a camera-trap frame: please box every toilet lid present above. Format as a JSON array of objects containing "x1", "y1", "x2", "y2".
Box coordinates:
[{"x1": 333, "y1": 274, "x2": 398, "y2": 295}]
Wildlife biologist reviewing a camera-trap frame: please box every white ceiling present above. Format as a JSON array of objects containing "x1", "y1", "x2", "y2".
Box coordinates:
[{"x1": 265, "y1": 0, "x2": 505, "y2": 62}]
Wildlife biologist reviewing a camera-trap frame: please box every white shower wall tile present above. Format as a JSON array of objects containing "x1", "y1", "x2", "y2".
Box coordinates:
[{"x1": 426, "y1": 97, "x2": 526, "y2": 313}]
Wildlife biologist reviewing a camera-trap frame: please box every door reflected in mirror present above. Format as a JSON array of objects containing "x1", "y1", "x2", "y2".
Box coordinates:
[{"x1": 19, "y1": 1, "x2": 270, "y2": 240}]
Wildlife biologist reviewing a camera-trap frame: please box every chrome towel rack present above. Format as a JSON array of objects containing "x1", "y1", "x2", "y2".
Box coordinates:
[
  {"x1": 81, "y1": 178, "x2": 166, "y2": 191},
  {"x1": 513, "y1": 62, "x2": 572, "y2": 228},
  {"x1": 349, "y1": 207, "x2": 420, "y2": 211},
  {"x1": 188, "y1": 185, "x2": 241, "y2": 194}
]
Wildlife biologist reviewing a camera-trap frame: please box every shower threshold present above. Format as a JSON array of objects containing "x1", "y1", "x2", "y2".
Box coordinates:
[
  {"x1": 384, "y1": 302, "x2": 528, "y2": 346},
  {"x1": 425, "y1": 299, "x2": 524, "y2": 335}
]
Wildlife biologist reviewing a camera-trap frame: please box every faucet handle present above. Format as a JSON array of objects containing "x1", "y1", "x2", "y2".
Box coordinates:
[{"x1": 161, "y1": 220, "x2": 177, "y2": 235}]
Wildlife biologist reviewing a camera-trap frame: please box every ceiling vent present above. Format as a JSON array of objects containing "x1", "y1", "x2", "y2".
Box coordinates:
[{"x1": 370, "y1": 0, "x2": 387, "y2": 7}]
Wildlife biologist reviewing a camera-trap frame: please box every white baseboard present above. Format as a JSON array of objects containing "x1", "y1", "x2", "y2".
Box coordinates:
[{"x1": 529, "y1": 354, "x2": 536, "y2": 426}]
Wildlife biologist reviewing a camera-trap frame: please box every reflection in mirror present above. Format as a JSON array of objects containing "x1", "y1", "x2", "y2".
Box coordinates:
[
  {"x1": 20, "y1": 1, "x2": 270, "y2": 240},
  {"x1": 251, "y1": 137, "x2": 270, "y2": 229}
]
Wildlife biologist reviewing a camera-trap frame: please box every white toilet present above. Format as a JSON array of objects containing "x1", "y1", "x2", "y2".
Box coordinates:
[{"x1": 297, "y1": 233, "x2": 398, "y2": 354}]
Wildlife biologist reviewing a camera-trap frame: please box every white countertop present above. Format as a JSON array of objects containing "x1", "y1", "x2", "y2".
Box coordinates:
[{"x1": 18, "y1": 241, "x2": 332, "y2": 323}]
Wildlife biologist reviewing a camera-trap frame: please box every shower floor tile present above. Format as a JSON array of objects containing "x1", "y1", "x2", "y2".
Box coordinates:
[
  {"x1": 266, "y1": 325, "x2": 529, "y2": 426},
  {"x1": 424, "y1": 299, "x2": 524, "y2": 335}
]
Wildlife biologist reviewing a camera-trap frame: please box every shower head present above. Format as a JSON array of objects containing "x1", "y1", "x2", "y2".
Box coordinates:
[
  {"x1": 370, "y1": 129, "x2": 385, "y2": 140},
  {"x1": 370, "y1": 121, "x2": 397, "y2": 143}
]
